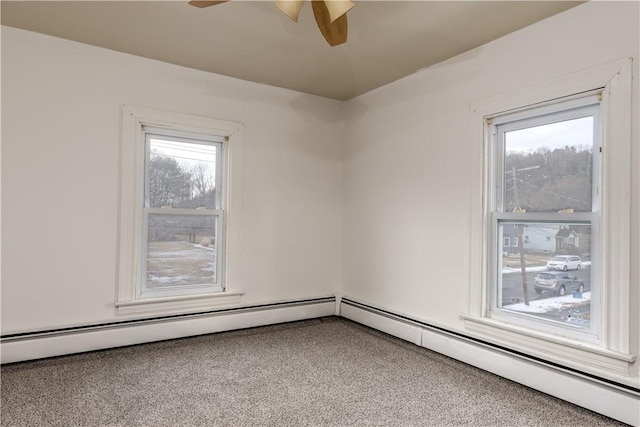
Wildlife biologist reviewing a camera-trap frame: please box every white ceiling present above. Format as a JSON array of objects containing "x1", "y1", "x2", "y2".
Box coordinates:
[{"x1": 1, "y1": 1, "x2": 583, "y2": 101}]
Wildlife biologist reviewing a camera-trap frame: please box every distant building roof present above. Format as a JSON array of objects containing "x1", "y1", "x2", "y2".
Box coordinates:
[{"x1": 556, "y1": 228, "x2": 577, "y2": 238}]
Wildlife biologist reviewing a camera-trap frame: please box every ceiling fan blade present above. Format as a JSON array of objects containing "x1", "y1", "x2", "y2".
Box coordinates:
[
  {"x1": 188, "y1": 1, "x2": 229, "y2": 8},
  {"x1": 312, "y1": 0, "x2": 348, "y2": 46},
  {"x1": 324, "y1": 0, "x2": 354, "y2": 23},
  {"x1": 274, "y1": 1, "x2": 306, "y2": 23}
]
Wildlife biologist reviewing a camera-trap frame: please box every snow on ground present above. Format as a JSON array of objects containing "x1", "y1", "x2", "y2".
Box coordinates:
[
  {"x1": 147, "y1": 241, "x2": 216, "y2": 287},
  {"x1": 150, "y1": 275, "x2": 193, "y2": 284},
  {"x1": 504, "y1": 292, "x2": 590, "y2": 313},
  {"x1": 502, "y1": 265, "x2": 547, "y2": 274},
  {"x1": 194, "y1": 244, "x2": 215, "y2": 251}
]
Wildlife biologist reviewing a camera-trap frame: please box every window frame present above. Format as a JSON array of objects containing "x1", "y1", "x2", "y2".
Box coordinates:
[
  {"x1": 140, "y1": 129, "x2": 225, "y2": 299},
  {"x1": 117, "y1": 106, "x2": 245, "y2": 316},
  {"x1": 488, "y1": 96, "x2": 601, "y2": 342},
  {"x1": 463, "y1": 59, "x2": 635, "y2": 378}
]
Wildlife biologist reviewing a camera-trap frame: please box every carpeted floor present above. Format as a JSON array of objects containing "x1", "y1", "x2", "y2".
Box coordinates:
[{"x1": 0, "y1": 317, "x2": 626, "y2": 426}]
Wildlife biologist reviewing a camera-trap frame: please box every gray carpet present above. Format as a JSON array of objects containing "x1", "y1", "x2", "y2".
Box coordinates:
[{"x1": 0, "y1": 317, "x2": 625, "y2": 426}]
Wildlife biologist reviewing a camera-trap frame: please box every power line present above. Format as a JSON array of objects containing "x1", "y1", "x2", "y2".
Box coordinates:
[
  {"x1": 152, "y1": 153, "x2": 217, "y2": 164},
  {"x1": 151, "y1": 139, "x2": 218, "y2": 153}
]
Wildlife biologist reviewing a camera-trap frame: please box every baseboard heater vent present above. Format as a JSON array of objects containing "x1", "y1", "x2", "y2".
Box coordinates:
[
  {"x1": 340, "y1": 297, "x2": 640, "y2": 397},
  {"x1": 1, "y1": 296, "x2": 336, "y2": 344}
]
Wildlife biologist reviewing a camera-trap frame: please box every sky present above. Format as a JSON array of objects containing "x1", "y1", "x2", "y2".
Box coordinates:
[
  {"x1": 150, "y1": 138, "x2": 217, "y2": 172},
  {"x1": 505, "y1": 116, "x2": 594, "y2": 154}
]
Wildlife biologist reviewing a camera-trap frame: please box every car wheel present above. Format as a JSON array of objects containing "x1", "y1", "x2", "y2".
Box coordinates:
[
  {"x1": 578, "y1": 284, "x2": 584, "y2": 293},
  {"x1": 563, "y1": 265, "x2": 568, "y2": 271},
  {"x1": 534, "y1": 288, "x2": 542, "y2": 294},
  {"x1": 558, "y1": 285, "x2": 566, "y2": 296}
]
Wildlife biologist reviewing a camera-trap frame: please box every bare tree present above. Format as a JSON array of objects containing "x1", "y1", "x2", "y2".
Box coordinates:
[
  {"x1": 149, "y1": 155, "x2": 192, "y2": 208},
  {"x1": 505, "y1": 146, "x2": 592, "y2": 212},
  {"x1": 190, "y1": 162, "x2": 215, "y2": 208}
]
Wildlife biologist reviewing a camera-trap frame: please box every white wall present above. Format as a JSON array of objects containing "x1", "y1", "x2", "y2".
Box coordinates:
[
  {"x1": 342, "y1": 0, "x2": 639, "y2": 385},
  {"x1": 1, "y1": 26, "x2": 343, "y2": 333}
]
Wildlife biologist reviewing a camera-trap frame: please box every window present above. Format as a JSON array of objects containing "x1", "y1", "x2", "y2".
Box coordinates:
[
  {"x1": 117, "y1": 106, "x2": 245, "y2": 315},
  {"x1": 491, "y1": 96, "x2": 600, "y2": 337},
  {"x1": 142, "y1": 130, "x2": 224, "y2": 299},
  {"x1": 464, "y1": 59, "x2": 634, "y2": 377}
]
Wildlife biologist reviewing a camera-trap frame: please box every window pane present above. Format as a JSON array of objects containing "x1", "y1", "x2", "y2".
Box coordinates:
[
  {"x1": 503, "y1": 116, "x2": 594, "y2": 212},
  {"x1": 146, "y1": 214, "x2": 218, "y2": 290},
  {"x1": 498, "y1": 222, "x2": 591, "y2": 329},
  {"x1": 148, "y1": 138, "x2": 217, "y2": 209}
]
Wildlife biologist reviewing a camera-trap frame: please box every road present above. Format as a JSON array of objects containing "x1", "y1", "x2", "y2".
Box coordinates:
[
  {"x1": 500, "y1": 266, "x2": 591, "y2": 305},
  {"x1": 498, "y1": 265, "x2": 592, "y2": 326}
]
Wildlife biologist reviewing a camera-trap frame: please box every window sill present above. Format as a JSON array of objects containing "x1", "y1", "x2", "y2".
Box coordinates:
[
  {"x1": 460, "y1": 314, "x2": 635, "y2": 378},
  {"x1": 116, "y1": 292, "x2": 244, "y2": 316}
]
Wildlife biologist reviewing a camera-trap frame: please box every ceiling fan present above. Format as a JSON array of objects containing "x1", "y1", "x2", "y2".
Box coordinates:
[{"x1": 188, "y1": 0, "x2": 355, "y2": 46}]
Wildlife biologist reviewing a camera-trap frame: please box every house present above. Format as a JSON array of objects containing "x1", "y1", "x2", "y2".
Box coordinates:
[
  {"x1": 502, "y1": 223, "x2": 520, "y2": 254},
  {"x1": 522, "y1": 224, "x2": 560, "y2": 254},
  {"x1": 2, "y1": 1, "x2": 638, "y2": 425},
  {"x1": 504, "y1": 224, "x2": 585, "y2": 256},
  {"x1": 520, "y1": 225, "x2": 587, "y2": 255},
  {"x1": 555, "y1": 227, "x2": 580, "y2": 252}
]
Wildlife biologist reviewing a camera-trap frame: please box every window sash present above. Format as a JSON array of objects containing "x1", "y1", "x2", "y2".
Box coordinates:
[
  {"x1": 140, "y1": 209, "x2": 224, "y2": 299},
  {"x1": 144, "y1": 133, "x2": 224, "y2": 210},
  {"x1": 493, "y1": 102, "x2": 600, "y2": 214},
  {"x1": 139, "y1": 129, "x2": 226, "y2": 299},
  {"x1": 490, "y1": 217, "x2": 599, "y2": 340},
  {"x1": 488, "y1": 96, "x2": 601, "y2": 339}
]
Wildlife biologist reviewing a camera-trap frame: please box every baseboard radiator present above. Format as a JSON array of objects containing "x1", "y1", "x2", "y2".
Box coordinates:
[
  {"x1": 2, "y1": 295, "x2": 637, "y2": 425},
  {"x1": 339, "y1": 297, "x2": 640, "y2": 427},
  {"x1": 0, "y1": 296, "x2": 336, "y2": 364}
]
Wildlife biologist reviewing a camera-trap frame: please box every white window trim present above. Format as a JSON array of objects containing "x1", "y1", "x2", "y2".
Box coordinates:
[
  {"x1": 465, "y1": 58, "x2": 635, "y2": 379},
  {"x1": 117, "y1": 106, "x2": 245, "y2": 316}
]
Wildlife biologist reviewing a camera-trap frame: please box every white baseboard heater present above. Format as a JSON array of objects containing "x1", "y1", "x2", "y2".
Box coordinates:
[
  {"x1": 0, "y1": 296, "x2": 336, "y2": 364},
  {"x1": 338, "y1": 297, "x2": 640, "y2": 427},
  {"x1": 2, "y1": 295, "x2": 637, "y2": 426}
]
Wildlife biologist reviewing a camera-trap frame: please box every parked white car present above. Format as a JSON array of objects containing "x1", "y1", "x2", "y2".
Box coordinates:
[{"x1": 546, "y1": 255, "x2": 581, "y2": 271}]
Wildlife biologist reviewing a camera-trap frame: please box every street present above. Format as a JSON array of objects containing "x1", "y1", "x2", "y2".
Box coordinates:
[
  {"x1": 500, "y1": 265, "x2": 591, "y2": 305},
  {"x1": 499, "y1": 265, "x2": 591, "y2": 326}
]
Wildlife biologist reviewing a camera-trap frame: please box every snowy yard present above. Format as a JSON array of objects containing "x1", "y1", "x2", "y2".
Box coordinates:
[
  {"x1": 504, "y1": 292, "x2": 590, "y2": 314},
  {"x1": 147, "y1": 241, "x2": 216, "y2": 288},
  {"x1": 503, "y1": 291, "x2": 591, "y2": 326}
]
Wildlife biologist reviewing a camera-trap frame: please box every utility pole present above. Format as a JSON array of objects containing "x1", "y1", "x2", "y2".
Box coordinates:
[{"x1": 508, "y1": 165, "x2": 539, "y2": 306}]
